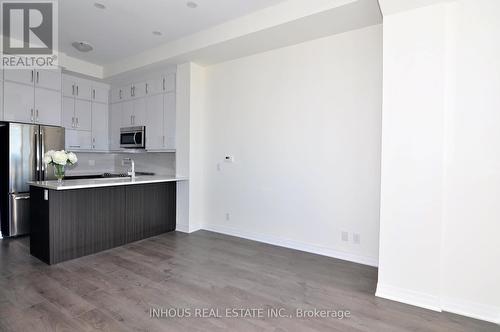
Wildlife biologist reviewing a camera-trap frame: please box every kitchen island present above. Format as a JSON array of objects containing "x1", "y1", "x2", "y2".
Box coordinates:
[{"x1": 29, "y1": 176, "x2": 186, "y2": 265}]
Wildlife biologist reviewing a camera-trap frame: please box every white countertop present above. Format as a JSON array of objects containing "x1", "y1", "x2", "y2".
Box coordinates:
[{"x1": 28, "y1": 175, "x2": 188, "y2": 191}]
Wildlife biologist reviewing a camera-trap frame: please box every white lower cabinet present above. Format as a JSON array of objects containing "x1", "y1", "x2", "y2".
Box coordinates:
[
  {"x1": 91, "y1": 102, "x2": 108, "y2": 151},
  {"x1": 66, "y1": 129, "x2": 92, "y2": 151},
  {"x1": 109, "y1": 102, "x2": 122, "y2": 150}
]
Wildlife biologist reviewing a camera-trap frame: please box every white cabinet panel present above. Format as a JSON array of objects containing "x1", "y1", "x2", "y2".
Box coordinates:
[
  {"x1": 132, "y1": 82, "x2": 147, "y2": 99},
  {"x1": 146, "y1": 78, "x2": 163, "y2": 96},
  {"x1": 34, "y1": 88, "x2": 61, "y2": 126},
  {"x1": 121, "y1": 100, "x2": 134, "y2": 126},
  {"x1": 62, "y1": 75, "x2": 75, "y2": 97},
  {"x1": 3, "y1": 81, "x2": 34, "y2": 123},
  {"x1": 145, "y1": 94, "x2": 164, "y2": 150},
  {"x1": 109, "y1": 102, "x2": 122, "y2": 150},
  {"x1": 75, "y1": 79, "x2": 92, "y2": 101},
  {"x1": 4, "y1": 69, "x2": 34, "y2": 85},
  {"x1": 62, "y1": 97, "x2": 75, "y2": 129},
  {"x1": 92, "y1": 86, "x2": 109, "y2": 104},
  {"x1": 163, "y1": 92, "x2": 176, "y2": 149},
  {"x1": 74, "y1": 99, "x2": 92, "y2": 131},
  {"x1": 164, "y1": 74, "x2": 176, "y2": 92},
  {"x1": 66, "y1": 129, "x2": 92, "y2": 151},
  {"x1": 91, "y1": 102, "x2": 108, "y2": 150},
  {"x1": 35, "y1": 69, "x2": 61, "y2": 91},
  {"x1": 133, "y1": 98, "x2": 146, "y2": 125},
  {"x1": 110, "y1": 88, "x2": 124, "y2": 103}
]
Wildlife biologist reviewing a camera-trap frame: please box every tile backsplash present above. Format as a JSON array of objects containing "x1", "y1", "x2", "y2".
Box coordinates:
[{"x1": 66, "y1": 152, "x2": 175, "y2": 176}]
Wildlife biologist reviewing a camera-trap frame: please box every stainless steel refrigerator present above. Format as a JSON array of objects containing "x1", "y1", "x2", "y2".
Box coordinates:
[{"x1": 0, "y1": 123, "x2": 65, "y2": 237}]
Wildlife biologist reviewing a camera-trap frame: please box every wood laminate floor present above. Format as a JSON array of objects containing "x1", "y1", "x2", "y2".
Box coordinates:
[{"x1": 0, "y1": 230, "x2": 497, "y2": 332}]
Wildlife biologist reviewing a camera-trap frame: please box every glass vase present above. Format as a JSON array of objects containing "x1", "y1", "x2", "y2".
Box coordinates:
[{"x1": 53, "y1": 164, "x2": 65, "y2": 183}]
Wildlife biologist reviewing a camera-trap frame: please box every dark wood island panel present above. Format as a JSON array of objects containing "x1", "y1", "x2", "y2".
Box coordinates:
[{"x1": 30, "y1": 182, "x2": 176, "y2": 264}]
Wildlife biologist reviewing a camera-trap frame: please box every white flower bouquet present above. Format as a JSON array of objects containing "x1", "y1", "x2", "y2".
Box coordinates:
[{"x1": 43, "y1": 150, "x2": 78, "y2": 182}]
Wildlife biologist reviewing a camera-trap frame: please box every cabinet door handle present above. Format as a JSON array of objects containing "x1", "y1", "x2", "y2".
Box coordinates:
[
  {"x1": 69, "y1": 145, "x2": 81, "y2": 148},
  {"x1": 76, "y1": 85, "x2": 79, "y2": 96},
  {"x1": 93, "y1": 89, "x2": 95, "y2": 100},
  {"x1": 71, "y1": 117, "x2": 74, "y2": 127},
  {"x1": 146, "y1": 83, "x2": 148, "y2": 94},
  {"x1": 36, "y1": 71, "x2": 39, "y2": 84},
  {"x1": 31, "y1": 70, "x2": 34, "y2": 82},
  {"x1": 163, "y1": 135, "x2": 165, "y2": 146},
  {"x1": 76, "y1": 117, "x2": 79, "y2": 127},
  {"x1": 72, "y1": 84, "x2": 75, "y2": 95},
  {"x1": 30, "y1": 109, "x2": 34, "y2": 122},
  {"x1": 35, "y1": 109, "x2": 39, "y2": 122},
  {"x1": 119, "y1": 89, "x2": 122, "y2": 99},
  {"x1": 162, "y1": 78, "x2": 165, "y2": 91}
]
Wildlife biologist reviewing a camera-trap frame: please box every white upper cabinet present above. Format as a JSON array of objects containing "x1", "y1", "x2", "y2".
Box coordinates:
[
  {"x1": 34, "y1": 88, "x2": 61, "y2": 126},
  {"x1": 3, "y1": 68, "x2": 62, "y2": 126},
  {"x1": 92, "y1": 85, "x2": 109, "y2": 104},
  {"x1": 3, "y1": 81, "x2": 34, "y2": 123},
  {"x1": 110, "y1": 71, "x2": 176, "y2": 151},
  {"x1": 146, "y1": 78, "x2": 163, "y2": 96},
  {"x1": 62, "y1": 97, "x2": 75, "y2": 129},
  {"x1": 131, "y1": 82, "x2": 147, "y2": 99},
  {"x1": 164, "y1": 74, "x2": 176, "y2": 93},
  {"x1": 4, "y1": 69, "x2": 35, "y2": 86},
  {"x1": 35, "y1": 69, "x2": 61, "y2": 91},
  {"x1": 91, "y1": 102, "x2": 108, "y2": 151},
  {"x1": 110, "y1": 87, "x2": 124, "y2": 103},
  {"x1": 121, "y1": 98, "x2": 145, "y2": 127},
  {"x1": 145, "y1": 93, "x2": 164, "y2": 150},
  {"x1": 163, "y1": 92, "x2": 176, "y2": 150},
  {"x1": 62, "y1": 74, "x2": 92, "y2": 100},
  {"x1": 109, "y1": 102, "x2": 122, "y2": 150},
  {"x1": 75, "y1": 99, "x2": 92, "y2": 131},
  {"x1": 75, "y1": 79, "x2": 92, "y2": 101}
]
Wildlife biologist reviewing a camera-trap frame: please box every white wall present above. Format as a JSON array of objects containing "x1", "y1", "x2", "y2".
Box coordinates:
[
  {"x1": 441, "y1": 0, "x2": 500, "y2": 322},
  {"x1": 198, "y1": 25, "x2": 383, "y2": 266},
  {"x1": 175, "y1": 63, "x2": 206, "y2": 233},
  {"x1": 378, "y1": 0, "x2": 500, "y2": 324},
  {"x1": 377, "y1": 3, "x2": 448, "y2": 311}
]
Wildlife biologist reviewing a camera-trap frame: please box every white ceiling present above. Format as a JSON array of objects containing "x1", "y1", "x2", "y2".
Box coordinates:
[{"x1": 59, "y1": 0, "x2": 285, "y2": 65}]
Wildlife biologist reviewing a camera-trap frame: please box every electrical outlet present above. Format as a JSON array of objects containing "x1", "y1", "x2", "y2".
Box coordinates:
[
  {"x1": 224, "y1": 155, "x2": 235, "y2": 163},
  {"x1": 341, "y1": 231, "x2": 349, "y2": 242},
  {"x1": 225, "y1": 213, "x2": 230, "y2": 221},
  {"x1": 353, "y1": 233, "x2": 361, "y2": 244}
]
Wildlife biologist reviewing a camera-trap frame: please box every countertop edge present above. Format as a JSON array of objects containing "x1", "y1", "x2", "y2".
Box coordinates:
[{"x1": 28, "y1": 177, "x2": 188, "y2": 191}]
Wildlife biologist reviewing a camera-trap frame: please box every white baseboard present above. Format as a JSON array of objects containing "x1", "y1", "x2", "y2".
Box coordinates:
[
  {"x1": 376, "y1": 283, "x2": 442, "y2": 312},
  {"x1": 176, "y1": 223, "x2": 190, "y2": 233},
  {"x1": 442, "y1": 297, "x2": 500, "y2": 325},
  {"x1": 203, "y1": 224, "x2": 378, "y2": 267}
]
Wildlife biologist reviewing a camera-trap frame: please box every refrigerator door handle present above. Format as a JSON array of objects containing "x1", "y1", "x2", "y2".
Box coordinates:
[
  {"x1": 35, "y1": 128, "x2": 40, "y2": 180},
  {"x1": 40, "y1": 129, "x2": 45, "y2": 180}
]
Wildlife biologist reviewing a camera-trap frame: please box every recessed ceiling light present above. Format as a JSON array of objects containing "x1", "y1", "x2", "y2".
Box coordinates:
[
  {"x1": 186, "y1": 1, "x2": 198, "y2": 9},
  {"x1": 72, "y1": 41, "x2": 94, "y2": 53},
  {"x1": 94, "y1": 2, "x2": 106, "y2": 9},
  {"x1": 152, "y1": 31, "x2": 162, "y2": 36}
]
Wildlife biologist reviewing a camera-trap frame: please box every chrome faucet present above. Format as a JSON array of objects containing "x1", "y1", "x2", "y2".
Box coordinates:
[{"x1": 123, "y1": 158, "x2": 135, "y2": 179}]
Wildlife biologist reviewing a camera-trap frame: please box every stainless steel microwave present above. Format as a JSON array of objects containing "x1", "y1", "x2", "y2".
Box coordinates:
[{"x1": 120, "y1": 126, "x2": 145, "y2": 148}]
